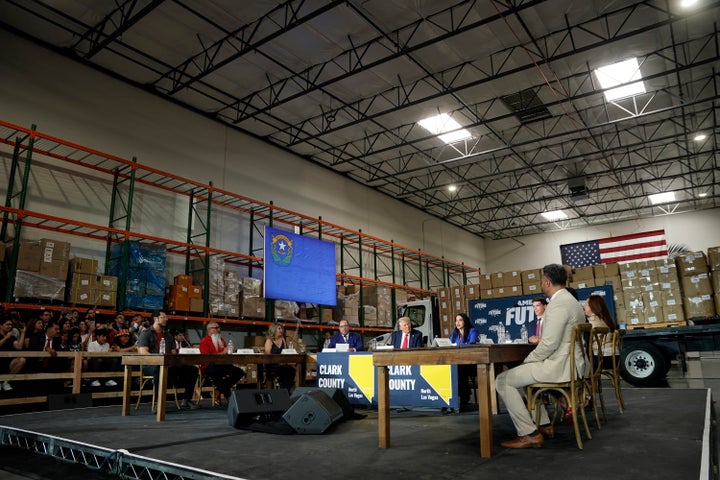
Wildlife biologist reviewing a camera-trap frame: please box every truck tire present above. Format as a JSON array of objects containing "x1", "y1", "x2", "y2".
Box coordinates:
[{"x1": 620, "y1": 342, "x2": 667, "y2": 387}]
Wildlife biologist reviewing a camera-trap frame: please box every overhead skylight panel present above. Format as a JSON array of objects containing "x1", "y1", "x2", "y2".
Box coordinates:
[
  {"x1": 595, "y1": 58, "x2": 646, "y2": 102},
  {"x1": 418, "y1": 113, "x2": 472, "y2": 144}
]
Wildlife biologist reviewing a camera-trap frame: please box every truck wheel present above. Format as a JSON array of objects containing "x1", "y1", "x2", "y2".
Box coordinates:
[{"x1": 620, "y1": 342, "x2": 666, "y2": 387}]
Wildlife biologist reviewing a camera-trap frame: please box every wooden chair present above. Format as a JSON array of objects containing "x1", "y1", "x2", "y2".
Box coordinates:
[
  {"x1": 135, "y1": 365, "x2": 180, "y2": 411},
  {"x1": 601, "y1": 329, "x2": 626, "y2": 413},
  {"x1": 588, "y1": 326, "x2": 610, "y2": 428},
  {"x1": 526, "y1": 322, "x2": 593, "y2": 449}
]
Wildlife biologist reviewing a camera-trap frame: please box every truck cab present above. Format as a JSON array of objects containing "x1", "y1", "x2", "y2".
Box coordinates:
[{"x1": 366, "y1": 297, "x2": 440, "y2": 349}]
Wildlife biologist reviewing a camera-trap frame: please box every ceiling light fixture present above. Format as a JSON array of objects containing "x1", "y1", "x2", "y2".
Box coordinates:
[
  {"x1": 448, "y1": 185, "x2": 457, "y2": 192},
  {"x1": 542, "y1": 210, "x2": 568, "y2": 221},
  {"x1": 694, "y1": 133, "x2": 707, "y2": 142},
  {"x1": 649, "y1": 191, "x2": 676, "y2": 205},
  {"x1": 680, "y1": 0, "x2": 699, "y2": 7},
  {"x1": 594, "y1": 58, "x2": 646, "y2": 101},
  {"x1": 698, "y1": 192, "x2": 708, "y2": 198},
  {"x1": 418, "y1": 113, "x2": 472, "y2": 144}
]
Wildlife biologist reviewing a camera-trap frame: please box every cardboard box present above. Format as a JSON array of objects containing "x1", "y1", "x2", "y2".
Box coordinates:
[
  {"x1": 189, "y1": 285, "x2": 203, "y2": 298},
  {"x1": 675, "y1": 251, "x2": 709, "y2": 276},
  {"x1": 478, "y1": 274, "x2": 493, "y2": 290},
  {"x1": 522, "y1": 282, "x2": 542, "y2": 296},
  {"x1": 490, "y1": 272, "x2": 505, "y2": 289},
  {"x1": 98, "y1": 275, "x2": 118, "y2": 292},
  {"x1": 241, "y1": 297, "x2": 266, "y2": 318},
  {"x1": 573, "y1": 266, "x2": 595, "y2": 281},
  {"x1": 502, "y1": 271, "x2": 521, "y2": 287},
  {"x1": 593, "y1": 263, "x2": 619, "y2": 278},
  {"x1": 664, "y1": 304, "x2": 685, "y2": 323},
  {"x1": 644, "y1": 306, "x2": 663, "y2": 324},
  {"x1": 174, "y1": 274, "x2": 192, "y2": 286},
  {"x1": 66, "y1": 287, "x2": 94, "y2": 305},
  {"x1": 97, "y1": 291, "x2": 116, "y2": 308},
  {"x1": 437, "y1": 287, "x2": 450, "y2": 300},
  {"x1": 680, "y1": 273, "x2": 713, "y2": 297},
  {"x1": 521, "y1": 269, "x2": 542, "y2": 284},
  {"x1": 708, "y1": 246, "x2": 720, "y2": 271},
  {"x1": 38, "y1": 239, "x2": 71, "y2": 280},
  {"x1": 464, "y1": 284, "x2": 480, "y2": 300},
  {"x1": 70, "y1": 273, "x2": 96, "y2": 290},
  {"x1": 480, "y1": 288, "x2": 495, "y2": 299},
  {"x1": 70, "y1": 257, "x2": 98, "y2": 274},
  {"x1": 189, "y1": 297, "x2": 204, "y2": 312},
  {"x1": 571, "y1": 279, "x2": 595, "y2": 289},
  {"x1": 451, "y1": 285, "x2": 464, "y2": 299},
  {"x1": 683, "y1": 295, "x2": 715, "y2": 319},
  {"x1": 16, "y1": 241, "x2": 42, "y2": 272}
]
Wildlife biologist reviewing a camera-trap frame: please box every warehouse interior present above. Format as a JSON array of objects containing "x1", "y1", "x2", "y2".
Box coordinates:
[{"x1": 0, "y1": 1, "x2": 719, "y2": 478}]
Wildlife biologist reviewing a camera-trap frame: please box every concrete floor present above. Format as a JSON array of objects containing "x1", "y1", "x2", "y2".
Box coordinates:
[{"x1": 0, "y1": 355, "x2": 716, "y2": 480}]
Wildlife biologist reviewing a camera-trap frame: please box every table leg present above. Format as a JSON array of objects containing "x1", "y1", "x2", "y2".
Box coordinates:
[
  {"x1": 377, "y1": 365, "x2": 390, "y2": 448},
  {"x1": 489, "y1": 363, "x2": 497, "y2": 415},
  {"x1": 122, "y1": 364, "x2": 132, "y2": 416},
  {"x1": 477, "y1": 364, "x2": 493, "y2": 458},
  {"x1": 157, "y1": 365, "x2": 168, "y2": 422}
]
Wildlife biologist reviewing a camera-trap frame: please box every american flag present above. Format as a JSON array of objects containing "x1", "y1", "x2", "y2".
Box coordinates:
[{"x1": 560, "y1": 230, "x2": 668, "y2": 268}]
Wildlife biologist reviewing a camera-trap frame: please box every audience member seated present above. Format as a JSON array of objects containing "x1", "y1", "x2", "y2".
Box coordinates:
[
  {"x1": 87, "y1": 328, "x2": 120, "y2": 387},
  {"x1": 264, "y1": 323, "x2": 296, "y2": 393},
  {"x1": 0, "y1": 317, "x2": 26, "y2": 391},
  {"x1": 137, "y1": 310, "x2": 199, "y2": 410},
  {"x1": 199, "y1": 322, "x2": 245, "y2": 403},
  {"x1": 28, "y1": 321, "x2": 66, "y2": 373}
]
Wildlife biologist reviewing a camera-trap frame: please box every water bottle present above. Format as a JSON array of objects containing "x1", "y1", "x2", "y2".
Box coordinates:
[
  {"x1": 520, "y1": 324, "x2": 528, "y2": 343},
  {"x1": 159, "y1": 338, "x2": 166, "y2": 355},
  {"x1": 227, "y1": 339, "x2": 234, "y2": 354}
]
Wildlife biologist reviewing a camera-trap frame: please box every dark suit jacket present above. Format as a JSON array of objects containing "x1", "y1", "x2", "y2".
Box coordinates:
[
  {"x1": 390, "y1": 329, "x2": 423, "y2": 349},
  {"x1": 28, "y1": 331, "x2": 62, "y2": 351},
  {"x1": 328, "y1": 331, "x2": 364, "y2": 351}
]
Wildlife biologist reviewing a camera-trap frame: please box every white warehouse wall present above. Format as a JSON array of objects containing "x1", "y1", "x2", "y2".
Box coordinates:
[
  {"x1": 484, "y1": 209, "x2": 720, "y2": 273},
  {"x1": 0, "y1": 29, "x2": 485, "y2": 276}
]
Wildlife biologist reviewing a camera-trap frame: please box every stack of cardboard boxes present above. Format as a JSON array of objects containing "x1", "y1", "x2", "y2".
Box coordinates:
[
  {"x1": 66, "y1": 257, "x2": 117, "y2": 307},
  {"x1": 12, "y1": 238, "x2": 70, "y2": 301},
  {"x1": 361, "y1": 285, "x2": 393, "y2": 327},
  {"x1": 676, "y1": 252, "x2": 715, "y2": 319},
  {"x1": 336, "y1": 285, "x2": 360, "y2": 325},
  {"x1": 239, "y1": 276, "x2": 264, "y2": 319},
  {"x1": 165, "y1": 274, "x2": 203, "y2": 313}
]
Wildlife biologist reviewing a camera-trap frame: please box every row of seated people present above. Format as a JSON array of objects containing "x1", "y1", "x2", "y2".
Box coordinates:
[{"x1": 0, "y1": 307, "x2": 299, "y2": 410}]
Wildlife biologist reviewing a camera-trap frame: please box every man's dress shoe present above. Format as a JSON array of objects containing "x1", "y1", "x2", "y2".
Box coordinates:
[
  {"x1": 500, "y1": 433, "x2": 544, "y2": 449},
  {"x1": 539, "y1": 425, "x2": 555, "y2": 438}
]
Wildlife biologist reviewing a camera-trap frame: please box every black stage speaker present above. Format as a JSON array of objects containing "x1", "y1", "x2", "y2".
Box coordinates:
[
  {"x1": 227, "y1": 389, "x2": 291, "y2": 428},
  {"x1": 47, "y1": 393, "x2": 93, "y2": 411},
  {"x1": 290, "y1": 386, "x2": 354, "y2": 420},
  {"x1": 282, "y1": 390, "x2": 343, "y2": 434}
]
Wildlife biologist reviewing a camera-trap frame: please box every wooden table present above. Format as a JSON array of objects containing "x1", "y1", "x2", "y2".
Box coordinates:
[
  {"x1": 121, "y1": 353, "x2": 307, "y2": 421},
  {"x1": 373, "y1": 344, "x2": 534, "y2": 458}
]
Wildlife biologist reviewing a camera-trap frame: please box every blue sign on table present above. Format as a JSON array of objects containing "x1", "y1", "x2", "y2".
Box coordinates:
[{"x1": 316, "y1": 352, "x2": 458, "y2": 408}]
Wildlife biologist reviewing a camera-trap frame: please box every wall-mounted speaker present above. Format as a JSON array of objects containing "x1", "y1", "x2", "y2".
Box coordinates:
[
  {"x1": 227, "y1": 389, "x2": 291, "y2": 428},
  {"x1": 282, "y1": 390, "x2": 343, "y2": 434}
]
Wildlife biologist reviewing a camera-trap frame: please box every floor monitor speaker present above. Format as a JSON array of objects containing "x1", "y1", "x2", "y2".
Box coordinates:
[
  {"x1": 282, "y1": 390, "x2": 343, "y2": 434},
  {"x1": 290, "y1": 386, "x2": 354, "y2": 420},
  {"x1": 228, "y1": 389, "x2": 291, "y2": 428}
]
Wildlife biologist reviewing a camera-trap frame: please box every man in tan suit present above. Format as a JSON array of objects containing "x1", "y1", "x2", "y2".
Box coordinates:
[{"x1": 495, "y1": 264, "x2": 587, "y2": 448}]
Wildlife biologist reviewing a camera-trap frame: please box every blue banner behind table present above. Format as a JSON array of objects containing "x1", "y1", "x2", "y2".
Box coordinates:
[
  {"x1": 316, "y1": 352, "x2": 458, "y2": 408},
  {"x1": 469, "y1": 285, "x2": 615, "y2": 343}
]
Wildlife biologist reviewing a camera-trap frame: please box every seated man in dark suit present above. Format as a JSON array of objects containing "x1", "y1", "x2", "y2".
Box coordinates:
[
  {"x1": 328, "y1": 319, "x2": 364, "y2": 351},
  {"x1": 29, "y1": 321, "x2": 67, "y2": 372},
  {"x1": 390, "y1": 316, "x2": 423, "y2": 349}
]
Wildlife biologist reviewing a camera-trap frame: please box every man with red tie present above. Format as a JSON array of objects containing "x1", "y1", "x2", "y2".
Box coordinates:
[
  {"x1": 29, "y1": 321, "x2": 65, "y2": 372},
  {"x1": 390, "y1": 316, "x2": 423, "y2": 349},
  {"x1": 528, "y1": 297, "x2": 548, "y2": 345}
]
